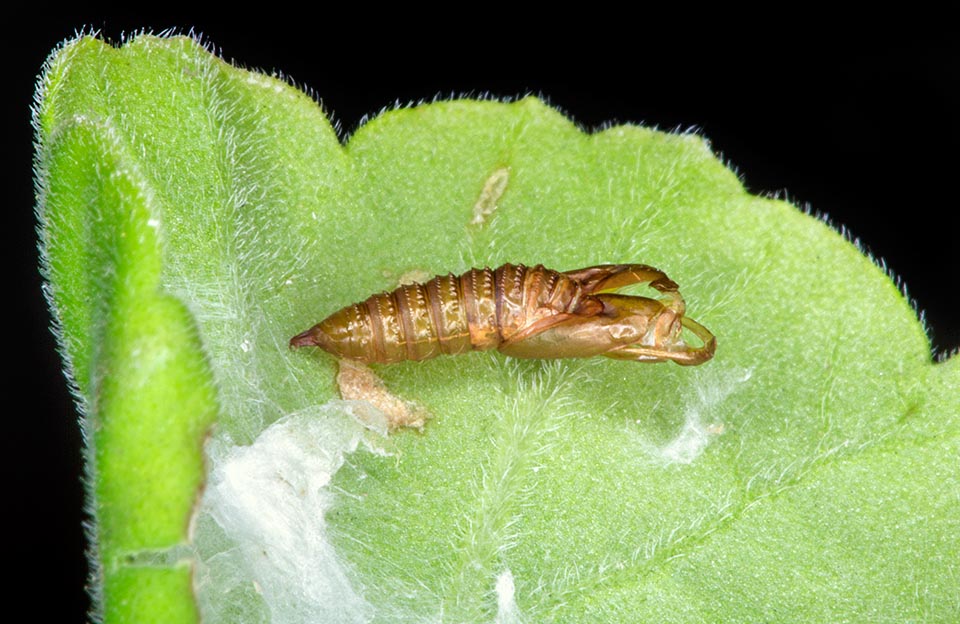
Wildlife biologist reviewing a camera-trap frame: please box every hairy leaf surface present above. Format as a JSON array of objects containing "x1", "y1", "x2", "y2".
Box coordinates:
[{"x1": 35, "y1": 35, "x2": 958, "y2": 623}]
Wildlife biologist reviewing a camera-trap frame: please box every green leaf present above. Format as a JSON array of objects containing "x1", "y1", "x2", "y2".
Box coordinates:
[{"x1": 36, "y1": 34, "x2": 958, "y2": 623}]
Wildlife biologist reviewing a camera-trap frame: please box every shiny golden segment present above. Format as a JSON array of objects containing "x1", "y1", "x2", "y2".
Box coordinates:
[{"x1": 291, "y1": 264, "x2": 716, "y2": 366}]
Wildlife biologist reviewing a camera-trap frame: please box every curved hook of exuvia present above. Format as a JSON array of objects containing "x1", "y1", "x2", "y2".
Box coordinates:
[
  {"x1": 594, "y1": 295, "x2": 717, "y2": 366},
  {"x1": 675, "y1": 316, "x2": 718, "y2": 365}
]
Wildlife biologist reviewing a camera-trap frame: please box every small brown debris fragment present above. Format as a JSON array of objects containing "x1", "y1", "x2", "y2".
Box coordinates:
[
  {"x1": 470, "y1": 167, "x2": 510, "y2": 226},
  {"x1": 336, "y1": 359, "x2": 428, "y2": 430}
]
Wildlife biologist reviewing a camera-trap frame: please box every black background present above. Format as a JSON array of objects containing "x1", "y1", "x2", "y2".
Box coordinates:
[{"x1": 9, "y1": 14, "x2": 957, "y2": 621}]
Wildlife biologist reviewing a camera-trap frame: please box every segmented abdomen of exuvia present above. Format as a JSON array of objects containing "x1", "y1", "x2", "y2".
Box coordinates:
[{"x1": 313, "y1": 264, "x2": 583, "y2": 364}]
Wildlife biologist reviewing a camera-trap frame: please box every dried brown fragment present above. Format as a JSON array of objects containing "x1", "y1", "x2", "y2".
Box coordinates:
[
  {"x1": 336, "y1": 359, "x2": 428, "y2": 430},
  {"x1": 470, "y1": 167, "x2": 510, "y2": 225}
]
